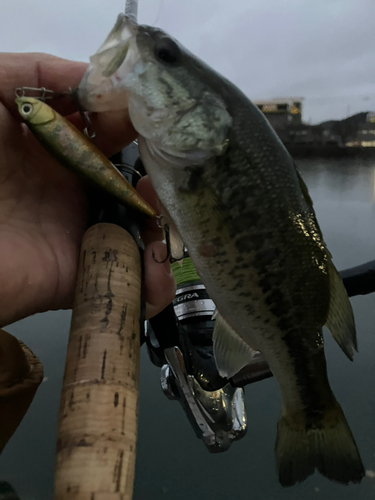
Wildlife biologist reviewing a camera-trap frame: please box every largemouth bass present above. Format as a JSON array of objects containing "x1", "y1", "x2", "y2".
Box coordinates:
[
  {"x1": 78, "y1": 14, "x2": 364, "y2": 486},
  {"x1": 15, "y1": 97, "x2": 156, "y2": 218}
]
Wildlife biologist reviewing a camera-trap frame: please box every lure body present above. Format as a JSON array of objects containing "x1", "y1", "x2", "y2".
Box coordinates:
[{"x1": 15, "y1": 97, "x2": 156, "y2": 218}]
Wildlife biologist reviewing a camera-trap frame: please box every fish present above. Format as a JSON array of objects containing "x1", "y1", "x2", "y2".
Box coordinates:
[
  {"x1": 15, "y1": 96, "x2": 156, "y2": 218},
  {"x1": 77, "y1": 14, "x2": 365, "y2": 486}
]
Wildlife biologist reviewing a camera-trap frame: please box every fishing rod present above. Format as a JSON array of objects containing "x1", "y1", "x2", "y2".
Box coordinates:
[
  {"x1": 53, "y1": 146, "x2": 144, "y2": 500},
  {"x1": 340, "y1": 260, "x2": 375, "y2": 297},
  {"x1": 14, "y1": 88, "x2": 148, "y2": 499},
  {"x1": 49, "y1": 4, "x2": 143, "y2": 496}
]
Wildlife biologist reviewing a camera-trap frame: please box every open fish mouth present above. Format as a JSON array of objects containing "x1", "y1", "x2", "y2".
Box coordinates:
[{"x1": 77, "y1": 13, "x2": 138, "y2": 112}]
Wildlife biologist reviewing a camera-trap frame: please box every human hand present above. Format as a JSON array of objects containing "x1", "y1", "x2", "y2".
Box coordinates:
[{"x1": 0, "y1": 52, "x2": 175, "y2": 327}]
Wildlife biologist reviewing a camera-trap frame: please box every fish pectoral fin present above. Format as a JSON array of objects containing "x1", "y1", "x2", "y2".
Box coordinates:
[
  {"x1": 325, "y1": 260, "x2": 357, "y2": 361},
  {"x1": 213, "y1": 312, "x2": 256, "y2": 379}
]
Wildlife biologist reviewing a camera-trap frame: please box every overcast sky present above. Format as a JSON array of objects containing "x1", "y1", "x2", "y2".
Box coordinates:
[{"x1": 1, "y1": 0, "x2": 375, "y2": 123}]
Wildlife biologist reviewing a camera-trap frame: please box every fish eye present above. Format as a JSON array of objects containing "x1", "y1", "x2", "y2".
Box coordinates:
[
  {"x1": 21, "y1": 103, "x2": 33, "y2": 115},
  {"x1": 154, "y1": 38, "x2": 180, "y2": 65}
]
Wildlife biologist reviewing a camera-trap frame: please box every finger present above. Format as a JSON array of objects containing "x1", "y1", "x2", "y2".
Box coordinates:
[
  {"x1": 136, "y1": 176, "x2": 162, "y2": 213},
  {"x1": 0, "y1": 53, "x2": 86, "y2": 117},
  {"x1": 144, "y1": 241, "x2": 176, "y2": 319},
  {"x1": 0, "y1": 53, "x2": 136, "y2": 158},
  {"x1": 65, "y1": 109, "x2": 137, "y2": 158},
  {"x1": 136, "y1": 176, "x2": 164, "y2": 246}
]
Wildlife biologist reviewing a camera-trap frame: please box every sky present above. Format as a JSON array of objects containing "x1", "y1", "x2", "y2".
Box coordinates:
[{"x1": 1, "y1": 0, "x2": 375, "y2": 123}]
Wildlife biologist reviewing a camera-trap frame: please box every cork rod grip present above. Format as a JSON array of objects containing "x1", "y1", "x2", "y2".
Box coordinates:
[{"x1": 54, "y1": 223, "x2": 142, "y2": 500}]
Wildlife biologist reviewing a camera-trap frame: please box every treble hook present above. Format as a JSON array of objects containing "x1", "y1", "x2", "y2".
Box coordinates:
[
  {"x1": 153, "y1": 222, "x2": 172, "y2": 264},
  {"x1": 69, "y1": 88, "x2": 96, "y2": 140},
  {"x1": 153, "y1": 218, "x2": 184, "y2": 264},
  {"x1": 15, "y1": 86, "x2": 69, "y2": 101}
]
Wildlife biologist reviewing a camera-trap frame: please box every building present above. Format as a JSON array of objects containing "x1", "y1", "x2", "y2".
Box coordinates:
[
  {"x1": 352, "y1": 113, "x2": 375, "y2": 147},
  {"x1": 253, "y1": 98, "x2": 303, "y2": 143},
  {"x1": 253, "y1": 98, "x2": 303, "y2": 126},
  {"x1": 255, "y1": 98, "x2": 375, "y2": 151}
]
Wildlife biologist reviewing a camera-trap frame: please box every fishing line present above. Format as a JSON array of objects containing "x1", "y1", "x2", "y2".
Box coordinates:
[
  {"x1": 171, "y1": 257, "x2": 200, "y2": 286},
  {"x1": 113, "y1": 163, "x2": 143, "y2": 182},
  {"x1": 151, "y1": 0, "x2": 164, "y2": 26},
  {"x1": 125, "y1": 0, "x2": 138, "y2": 23}
]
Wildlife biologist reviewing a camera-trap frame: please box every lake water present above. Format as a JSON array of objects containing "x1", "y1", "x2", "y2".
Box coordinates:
[{"x1": 1, "y1": 157, "x2": 375, "y2": 500}]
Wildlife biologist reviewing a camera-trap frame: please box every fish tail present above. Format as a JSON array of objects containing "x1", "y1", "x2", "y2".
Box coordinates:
[{"x1": 275, "y1": 399, "x2": 364, "y2": 486}]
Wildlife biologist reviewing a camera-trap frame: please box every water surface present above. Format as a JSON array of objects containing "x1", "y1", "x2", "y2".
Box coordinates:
[{"x1": 1, "y1": 157, "x2": 375, "y2": 500}]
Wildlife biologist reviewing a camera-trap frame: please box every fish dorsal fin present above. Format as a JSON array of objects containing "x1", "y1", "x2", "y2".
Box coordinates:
[
  {"x1": 294, "y1": 162, "x2": 314, "y2": 209},
  {"x1": 294, "y1": 164, "x2": 354, "y2": 358},
  {"x1": 213, "y1": 312, "x2": 256, "y2": 378},
  {"x1": 325, "y1": 260, "x2": 357, "y2": 360},
  {"x1": 294, "y1": 163, "x2": 332, "y2": 257}
]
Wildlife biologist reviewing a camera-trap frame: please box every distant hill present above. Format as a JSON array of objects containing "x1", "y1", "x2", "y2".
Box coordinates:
[
  {"x1": 320, "y1": 112, "x2": 370, "y2": 128},
  {"x1": 318, "y1": 112, "x2": 371, "y2": 143}
]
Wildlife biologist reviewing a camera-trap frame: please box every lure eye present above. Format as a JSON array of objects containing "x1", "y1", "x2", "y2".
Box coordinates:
[
  {"x1": 21, "y1": 103, "x2": 33, "y2": 115},
  {"x1": 154, "y1": 37, "x2": 180, "y2": 65}
]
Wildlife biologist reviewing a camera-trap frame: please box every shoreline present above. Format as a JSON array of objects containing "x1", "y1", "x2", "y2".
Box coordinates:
[{"x1": 286, "y1": 144, "x2": 375, "y2": 159}]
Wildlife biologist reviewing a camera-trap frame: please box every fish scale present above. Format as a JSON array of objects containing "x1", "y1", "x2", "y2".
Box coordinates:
[{"x1": 77, "y1": 13, "x2": 364, "y2": 486}]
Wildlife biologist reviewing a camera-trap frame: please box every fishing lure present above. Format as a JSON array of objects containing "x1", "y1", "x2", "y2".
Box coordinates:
[{"x1": 15, "y1": 93, "x2": 156, "y2": 218}]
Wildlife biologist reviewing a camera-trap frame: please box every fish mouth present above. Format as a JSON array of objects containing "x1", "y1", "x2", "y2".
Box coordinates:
[{"x1": 77, "y1": 14, "x2": 138, "y2": 112}]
